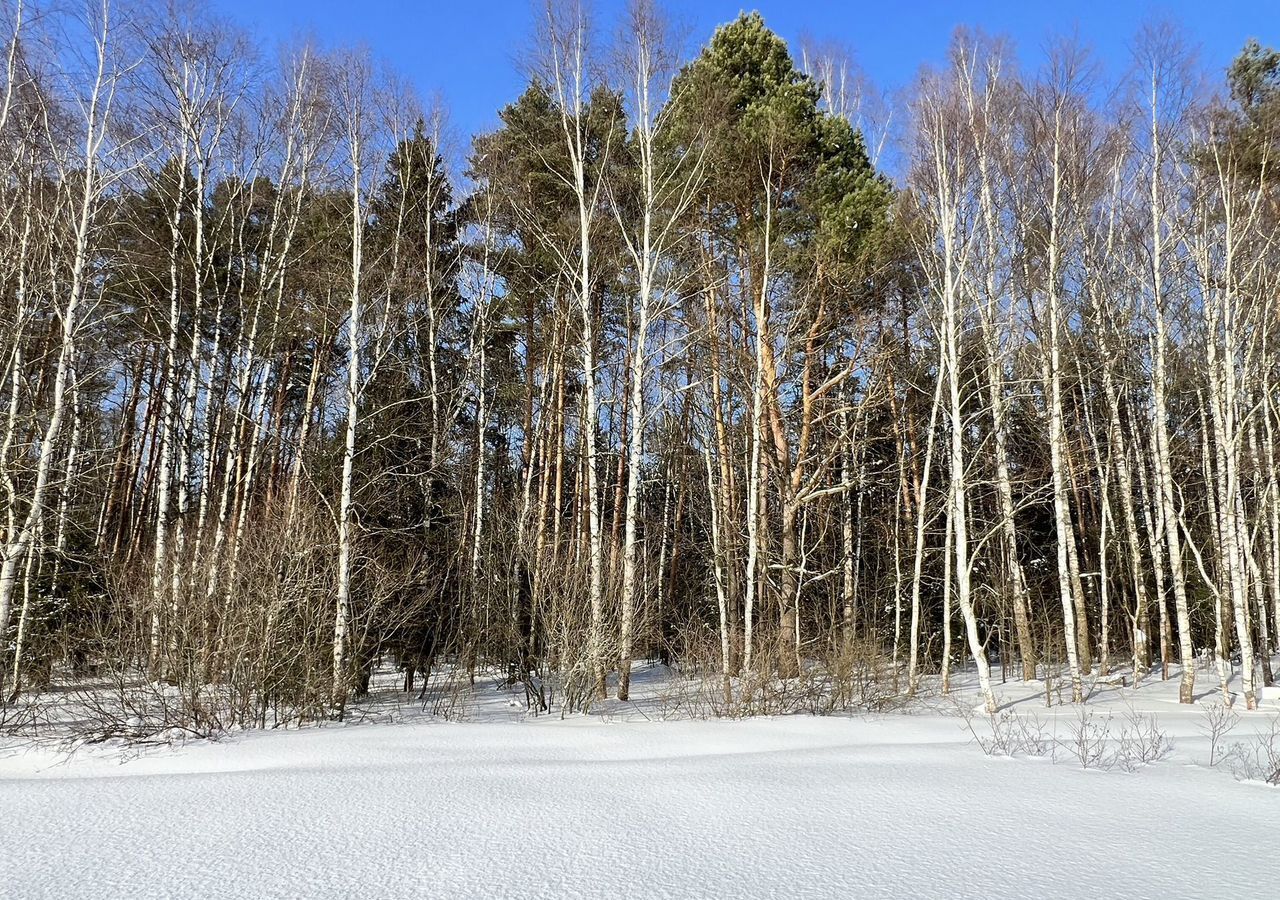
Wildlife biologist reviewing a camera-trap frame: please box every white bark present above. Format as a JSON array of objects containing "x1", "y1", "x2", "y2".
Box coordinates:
[
  {"x1": 545, "y1": 1, "x2": 610, "y2": 698},
  {"x1": 0, "y1": 3, "x2": 115, "y2": 641}
]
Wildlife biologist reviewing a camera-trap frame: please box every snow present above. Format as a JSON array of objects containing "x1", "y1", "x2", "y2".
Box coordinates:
[{"x1": 2, "y1": 665, "x2": 1278, "y2": 899}]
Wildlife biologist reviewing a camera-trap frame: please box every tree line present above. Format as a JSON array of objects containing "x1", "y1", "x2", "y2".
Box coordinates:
[{"x1": 0, "y1": 0, "x2": 1277, "y2": 726}]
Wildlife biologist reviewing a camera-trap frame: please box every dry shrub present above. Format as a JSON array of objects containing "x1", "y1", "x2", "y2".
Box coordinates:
[
  {"x1": 535, "y1": 551, "x2": 614, "y2": 716},
  {"x1": 69, "y1": 495, "x2": 340, "y2": 738},
  {"x1": 653, "y1": 622, "x2": 910, "y2": 719},
  {"x1": 1227, "y1": 716, "x2": 1280, "y2": 786}
]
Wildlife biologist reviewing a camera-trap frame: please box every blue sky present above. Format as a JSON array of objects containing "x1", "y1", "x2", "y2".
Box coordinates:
[{"x1": 210, "y1": 0, "x2": 1278, "y2": 151}]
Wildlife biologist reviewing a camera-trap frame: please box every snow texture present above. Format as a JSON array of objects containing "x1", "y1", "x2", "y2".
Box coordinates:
[{"x1": 2, "y1": 666, "x2": 1278, "y2": 899}]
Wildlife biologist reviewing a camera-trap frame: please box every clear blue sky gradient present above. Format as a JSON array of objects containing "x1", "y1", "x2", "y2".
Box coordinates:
[{"x1": 210, "y1": 0, "x2": 1279, "y2": 152}]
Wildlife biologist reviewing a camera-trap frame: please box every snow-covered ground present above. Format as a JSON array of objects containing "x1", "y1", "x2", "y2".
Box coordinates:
[{"x1": 2, "y1": 664, "x2": 1278, "y2": 899}]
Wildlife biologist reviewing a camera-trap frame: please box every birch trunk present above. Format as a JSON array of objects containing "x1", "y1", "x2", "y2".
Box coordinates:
[{"x1": 0, "y1": 10, "x2": 112, "y2": 642}]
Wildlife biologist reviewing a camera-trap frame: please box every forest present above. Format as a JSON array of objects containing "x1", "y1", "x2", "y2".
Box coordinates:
[{"x1": 0, "y1": 0, "x2": 1278, "y2": 735}]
